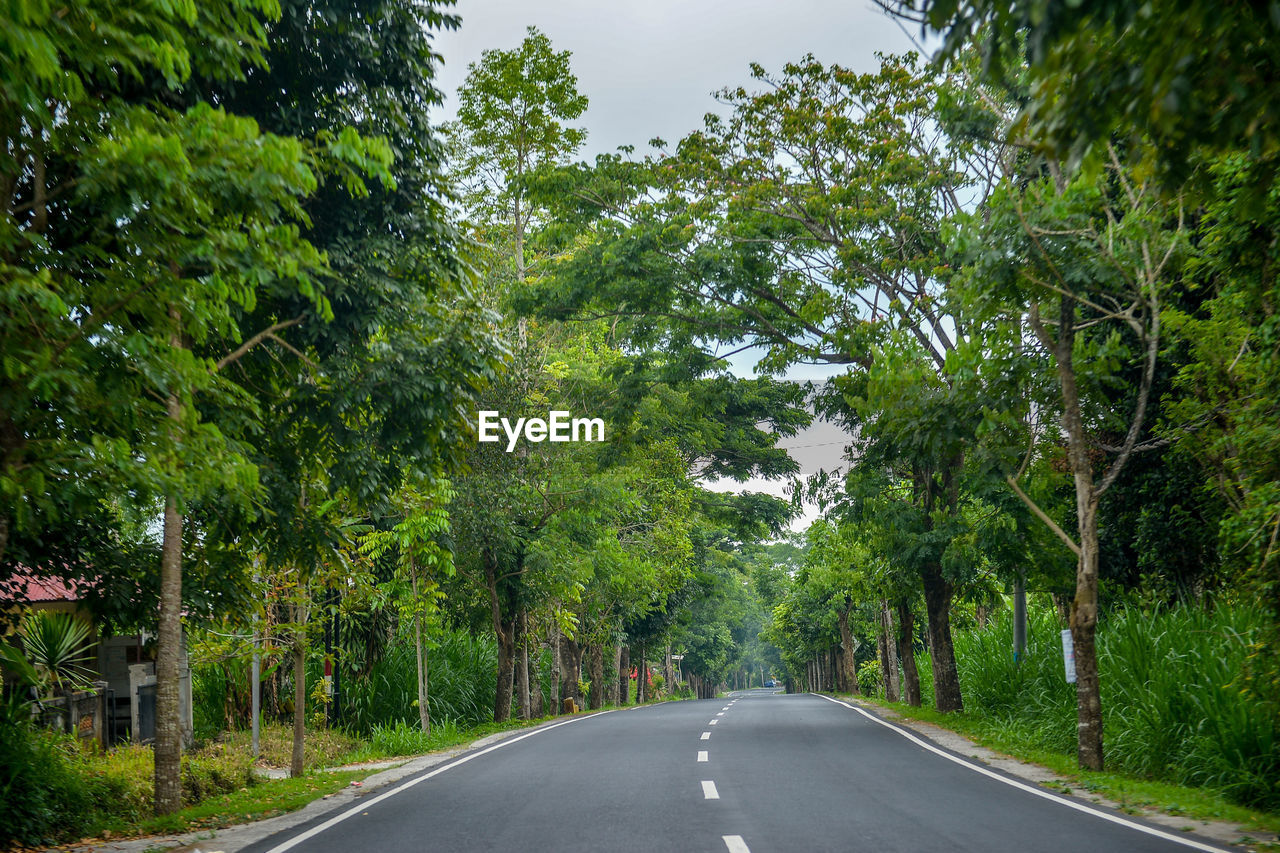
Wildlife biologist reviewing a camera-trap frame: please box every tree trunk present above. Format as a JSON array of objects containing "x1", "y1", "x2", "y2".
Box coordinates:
[
  {"x1": 636, "y1": 644, "x2": 647, "y2": 703},
  {"x1": 921, "y1": 561, "x2": 963, "y2": 712},
  {"x1": 896, "y1": 600, "x2": 921, "y2": 707},
  {"x1": 664, "y1": 643, "x2": 674, "y2": 693},
  {"x1": 516, "y1": 608, "x2": 530, "y2": 720},
  {"x1": 838, "y1": 603, "x2": 860, "y2": 696},
  {"x1": 588, "y1": 644, "x2": 604, "y2": 709},
  {"x1": 550, "y1": 619, "x2": 561, "y2": 715},
  {"x1": 880, "y1": 599, "x2": 901, "y2": 702},
  {"x1": 483, "y1": 552, "x2": 515, "y2": 722},
  {"x1": 494, "y1": 629, "x2": 515, "y2": 722},
  {"x1": 529, "y1": 644, "x2": 544, "y2": 718},
  {"x1": 610, "y1": 645, "x2": 622, "y2": 705},
  {"x1": 618, "y1": 645, "x2": 630, "y2": 705},
  {"x1": 413, "y1": 575, "x2": 430, "y2": 735},
  {"x1": 1053, "y1": 294, "x2": 1106, "y2": 771},
  {"x1": 560, "y1": 636, "x2": 583, "y2": 706},
  {"x1": 1072, "y1": 498, "x2": 1104, "y2": 769},
  {"x1": 154, "y1": 488, "x2": 184, "y2": 814},
  {"x1": 291, "y1": 639, "x2": 305, "y2": 778},
  {"x1": 154, "y1": 302, "x2": 186, "y2": 816}
]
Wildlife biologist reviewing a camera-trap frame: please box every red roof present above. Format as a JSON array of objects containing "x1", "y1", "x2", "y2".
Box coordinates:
[{"x1": 6, "y1": 572, "x2": 83, "y2": 603}]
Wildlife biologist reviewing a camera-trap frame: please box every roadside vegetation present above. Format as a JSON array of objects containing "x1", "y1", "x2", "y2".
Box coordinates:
[{"x1": 863, "y1": 604, "x2": 1279, "y2": 817}]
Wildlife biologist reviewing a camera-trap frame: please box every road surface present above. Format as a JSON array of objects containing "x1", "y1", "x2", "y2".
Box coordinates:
[{"x1": 239, "y1": 690, "x2": 1233, "y2": 853}]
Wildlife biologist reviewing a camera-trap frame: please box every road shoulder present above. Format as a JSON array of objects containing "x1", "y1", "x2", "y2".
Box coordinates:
[{"x1": 835, "y1": 693, "x2": 1277, "y2": 852}]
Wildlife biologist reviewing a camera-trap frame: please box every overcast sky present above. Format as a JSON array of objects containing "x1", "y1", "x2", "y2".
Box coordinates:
[{"x1": 430, "y1": 1, "x2": 922, "y2": 530}]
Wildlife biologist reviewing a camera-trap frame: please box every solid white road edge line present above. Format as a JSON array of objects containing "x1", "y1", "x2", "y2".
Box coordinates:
[
  {"x1": 698, "y1": 750, "x2": 709, "y2": 762},
  {"x1": 262, "y1": 711, "x2": 616, "y2": 853},
  {"x1": 723, "y1": 835, "x2": 751, "y2": 853},
  {"x1": 813, "y1": 694, "x2": 1229, "y2": 853},
  {"x1": 701, "y1": 731, "x2": 712, "y2": 740},
  {"x1": 702, "y1": 780, "x2": 720, "y2": 799}
]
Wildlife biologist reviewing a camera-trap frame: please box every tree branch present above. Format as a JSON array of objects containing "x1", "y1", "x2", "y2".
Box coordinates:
[{"x1": 213, "y1": 317, "x2": 306, "y2": 373}]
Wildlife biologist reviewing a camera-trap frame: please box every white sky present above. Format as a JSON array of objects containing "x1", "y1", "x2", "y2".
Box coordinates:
[{"x1": 430, "y1": 1, "x2": 922, "y2": 531}]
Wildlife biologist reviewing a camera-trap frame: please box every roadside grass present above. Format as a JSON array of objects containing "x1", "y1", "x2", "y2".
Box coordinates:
[
  {"x1": 215, "y1": 723, "x2": 364, "y2": 769},
  {"x1": 82, "y1": 770, "x2": 368, "y2": 842},
  {"x1": 855, "y1": 695, "x2": 1280, "y2": 836}
]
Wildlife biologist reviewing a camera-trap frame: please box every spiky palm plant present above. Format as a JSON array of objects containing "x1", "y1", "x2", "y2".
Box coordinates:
[{"x1": 18, "y1": 611, "x2": 96, "y2": 696}]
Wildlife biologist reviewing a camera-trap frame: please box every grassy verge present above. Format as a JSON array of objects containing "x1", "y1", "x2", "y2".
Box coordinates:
[
  {"x1": 855, "y1": 694, "x2": 1280, "y2": 837},
  {"x1": 80, "y1": 769, "x2": 369, "y2": 843},
  {"x1": 71, "y1": 709, "x2": 630, "y2": 845}
]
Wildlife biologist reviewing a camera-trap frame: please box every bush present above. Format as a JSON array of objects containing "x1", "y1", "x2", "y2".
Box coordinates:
[
  {"x1": 0, "y1": 699, "x2": 96, "y2": 847},
  {"x1": 0, "y1": 695, "x2": 262, "y2": 849},
  {"x1": 857, "y1": 658, "x2": 882, "y2": 695}
]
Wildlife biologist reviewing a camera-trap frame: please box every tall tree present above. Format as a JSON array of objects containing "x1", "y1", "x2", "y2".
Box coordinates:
[
  {"x1": 952, "y1": 149, "x2": 1188, "y2": 769},
  {"x1": 449, "y1": 25, "x2": 588, "y2": 282},
  {"x1": 530, "y1": 53, "x2": 1006, "y2": 712}
]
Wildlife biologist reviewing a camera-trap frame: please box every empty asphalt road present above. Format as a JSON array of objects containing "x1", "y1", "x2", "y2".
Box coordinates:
[{"x1": 237, "y1": 690, "x2": 1233, "y2": 853}]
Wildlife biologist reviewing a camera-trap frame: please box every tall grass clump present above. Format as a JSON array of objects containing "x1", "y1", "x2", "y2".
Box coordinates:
[
  {"x1": 1098, "y1": 606, "x2": 1278, "y2": 809},
  {"x1": 341, "y1": 627, "x2": 497, "y2": 734},
  {"x1": 942, "y1": 602, "x2": 1279, "y2": 810}
]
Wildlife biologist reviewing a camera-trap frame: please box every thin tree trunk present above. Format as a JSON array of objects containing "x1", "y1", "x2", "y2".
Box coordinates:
[
  {"x1": 1045, "y1": 293, "x2": 1109, "y2": 771},
  {"x1": 588, "y1": 644, "x2": 604, "y2": 709},
  {"x1": 529, "y1": 643, "x2": 544, "y2": 718},
  {"x1": 1072, "y1": 500, "x2": 1103, "y2": 770},
  {"x1": 154, "y1": 490, "x2": 183, "y2": 813},
  {"x1": 154, "y1": 304, "x2": 185, "y2": 815},
  {"x1": 636, "y1": 644, "x2": 647, "y2": 703},
  {"x1": 610, "y1": 644, "x2": 622, "y2": 705},
  {"x1": 291, "y1": 639, "x2": 305, "y2": 778},
  {"x1": 618, "y1": 645, "x2": 630, "y2": 705},
  {"x1": 483, "y1": 550, "x2": 514, "y2": 722},
  {"x1": 413, "y1": 574, "x2": 430, "y2": 735},
  {"x1": 516, "y1": 608, "x2": 530, "y2": 720},
  {"x1": 896, "y1": 600, "x2": 921, "y2": 707},
  {"x1": 551, "y1": 619, "x2": 561, "y2": 715}
]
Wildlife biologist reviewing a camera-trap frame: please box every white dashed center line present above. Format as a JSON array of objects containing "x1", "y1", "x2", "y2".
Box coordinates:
[
  {"x1": 697, "y1": 750, "x2": 708, "y2": 762},
  {"x1": 716, "y1": 712, "x2": 725, "y2": 716},
  {"x1": 723, "y1": 836, "x2": 750, "y2": 853},
  {"x1": 701, "y1": 780, "x2": 720, "y2": 800},
  {"x1": 701, "y1": 731, "x2": 711, "y2": 740},
  {"x1": 709, "y1": 719, "x2": 718, "y2": 725}
]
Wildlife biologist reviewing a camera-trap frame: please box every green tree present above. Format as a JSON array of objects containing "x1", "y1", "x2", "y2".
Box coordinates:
[
  {"x1": 951, "y1": 150, "x2": 1189, "y2": 770},
  {"x1": 531, "y1": 52, "x2": 1003, "y2": 712},
  {"x1": 884, "y1": 0, "x2": 1280, "y2": 190},
  {"x1": 449, "y1": 25, "x2": 588, "y2": 282}
]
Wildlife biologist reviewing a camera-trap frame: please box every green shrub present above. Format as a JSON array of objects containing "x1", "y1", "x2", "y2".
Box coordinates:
[
  {"x1": 857, "y1": 658, "x2": 882, "y2": 694},
  {"x1": 0, "y1": 699, "x2": 96, "y2": 847}
]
